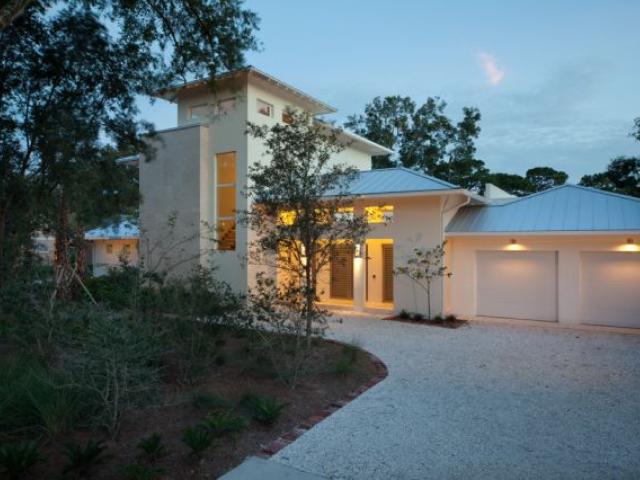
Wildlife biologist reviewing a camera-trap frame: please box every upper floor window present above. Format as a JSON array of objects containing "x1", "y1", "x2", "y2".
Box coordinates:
[
  {"x1": 335, "y1": 207, "x2": 354, "y2": 222},
  {"x1": 106, "y1": 244, "x2": 113, "y2": 254},
  {"x1": 217, "y1": 97, "x2": 236, "y2": 115},
  {"x1": 189, "y1": 103, "x2": 211, "y2": 120},
  {"x1": 365, "y1": 205, "x2": 394, "y2": 224},
  {"x1": 257, "y1": 99, "x2": 273, "y2": 117},
  {"x1": 216, "y1": 152, "x2": 237, "y2": 251},
  {"x1": 282, "y1": 110, "x2": 294, "y2": 125}
]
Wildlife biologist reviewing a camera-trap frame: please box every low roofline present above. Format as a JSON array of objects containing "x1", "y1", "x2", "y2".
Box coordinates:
[
  {"x1": 445, "y1": 230, "x2": 640, "y2": 237},
  {"x1": 155, "y1": 66, "x2": 337, "y2": 115},
  {"x1": 86, "y1": 235, "x2": 139, "y2": 240},
  {"x1": 338, "y1": 129, "x2": 394, "y2": 156},
  {"x1": 325, "y1": 187, "x2": 485, "y2": 202}
]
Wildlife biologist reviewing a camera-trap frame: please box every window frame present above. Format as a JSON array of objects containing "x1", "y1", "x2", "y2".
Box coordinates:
[
  {"x1": 189, "y1": 103, "x2": 211, "y2": 120},
  {"x1": 257, "y1": 99, "x2": 273, "y2": 117},
  {"x1": 216, "y1": 97, "x2": 236, "y2": 115},
  {"x1": 215, "y1": 152, "x2": 237, "y2": 251}
]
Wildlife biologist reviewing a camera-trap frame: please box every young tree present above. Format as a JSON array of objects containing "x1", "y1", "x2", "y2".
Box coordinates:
[
  {"x1": 395, "y1": 242, "x2": 451, "y2": 320},
  {"x1": 245, "y1": 111, "x2": 371, "y2": 350}
]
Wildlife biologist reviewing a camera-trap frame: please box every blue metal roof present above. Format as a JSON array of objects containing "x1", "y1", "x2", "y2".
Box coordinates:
[
  {"x1": 446, "y1": 185, "x2": 640, "y2": 233},
  {"x1": 85, "y1": 219, "x2": 139, "y2": 240},
  {"x1": 328, "y1": 168, "x2": 458, "y2": 196}
]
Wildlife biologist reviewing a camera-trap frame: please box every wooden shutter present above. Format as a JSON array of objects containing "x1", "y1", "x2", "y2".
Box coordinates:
[
  {"x1": 382, "y1": 244, "x2": 394, "y2": 303},
  {"x1": 330, "y1": 244, "x2": 353, "y2": 299}
]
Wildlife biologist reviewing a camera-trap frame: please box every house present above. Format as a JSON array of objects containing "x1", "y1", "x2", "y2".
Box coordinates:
[
  {"x1": 140, "y1": 67, "x2": 640, "y2": 329},
  {"x1": 85, "y1": 219, "x2": 139, "y2": 276}
]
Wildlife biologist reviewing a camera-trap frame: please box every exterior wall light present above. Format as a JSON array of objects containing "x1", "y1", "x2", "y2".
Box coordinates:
[{"x1": 354, "y1": 243, "x2": 363, "y2": 258}]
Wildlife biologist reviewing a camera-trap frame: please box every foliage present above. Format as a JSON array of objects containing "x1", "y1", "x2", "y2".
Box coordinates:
[
  {"x1": 136, "y1": 433, "x2": 167, "y2": 462},
  {"x1": 412, "y1": 313, "x2": 425, "y2": 322},
  {"x1": 123, "y1": 463, "x2": 166, "y2": 480},
  {"x1": 395, "y1": 242, "x2": 451, "y2": 320},
  {"x1": 191, "y1": 391, "x2": 233, "y2": 411},
  {"x1": 579, "y1": 156, "x2": 640, "y2": 198},
  {"x1": 62, "y1": 439, "x2": 109, "y2": 478},
  {"x1": 0, "y1": 441, "x2": 42, "y2": 480},
  {"x1": 201, "y1": 409, "x2": 249, "y2": 439},
  {"x1": 525, "y1": 167, "x2": 568, "y2": 192},
  {"x1": 182, "y1": 425, "x2": 215, "y2": 457},
  {"x1": 399, "y1": 309, "x2": 411, "y2": 320},
  {"x1": 241, "y1": 393, "x2": 288, "y2": 426},
  {"x1": 333, "y1": 344, "x2": 360, "y2": 377}
]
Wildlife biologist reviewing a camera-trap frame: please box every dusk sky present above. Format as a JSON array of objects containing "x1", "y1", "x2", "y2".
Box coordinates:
[{"x1": 138, "y1": 0, "x2": 640, "y2": 182}]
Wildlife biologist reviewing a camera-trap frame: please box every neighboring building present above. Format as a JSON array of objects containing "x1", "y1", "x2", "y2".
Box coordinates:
[
  {"x1": 85, "y1": 220, "x2": 139, "y2": 276},
  {"x1": 140, "y1": 67, "x2": 640, "y2": 329}
]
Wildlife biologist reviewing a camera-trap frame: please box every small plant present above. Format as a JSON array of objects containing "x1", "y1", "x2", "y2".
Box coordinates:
[
  {"x1": 202, "y1": 409, "x2": 249, "y2": 439},
  {"x1": 62, "y1": 439, "x2": 109, "y2": 477},
  {"x1": 136, "y1": 433, "x2": 167, "y2": 462},
  {"x1": 191, "y1": 391, "x2": 232, "y2": 411},
  {"x1": 0, "y1": 441, "x2": 42, "y2": 480},
  {"x1": 399, "y1": 309, "x2": 411, "y2": 320},
  {"x1": 182, "y1": 425, "x2": 215, "y2": 457},
  {"x1": 241, "y1": 393, "x2": 288, "y2": 426},
  {"x1": 333, "y1": 344, "x2": 359, "y2": 377},
  {"x1": 445, "y1": 314, "x2": 458, "y2": 323},
  {"x1": 123, "y1": 463, "x2": 166, "y2": 480},
  {"x1": 412, "y1": 313, "x2": 425, "y2": 322},
  {"x1": 431, "y1": 314, "x2": 444, "y2": 324}
]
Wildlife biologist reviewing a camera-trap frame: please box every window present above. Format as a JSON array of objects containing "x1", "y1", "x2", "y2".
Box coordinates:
[
  {"x1": 279, "y1": 210, "x2": 297, "y2": 226},
  {"x1": 335, "y1": 207, "x2": 354, "y2": 222},
  {"x1": 282, "y1": 110, "x2": 294, "y2": 124},
  {"x1": 189, "y1": 103, "x2": 211, "y2": 120},
  {"x1": 365, "y1": 205, "x2": 394, "y2": 224},
  {"x1": 216, "y1": 152, "x2": 236, "y2": 251},
  {"x1": 217, "y1": 97, "x2": 235, "y2": 115},
  {"x1": 122, "y1": 244, "x2": 131, "y2": 256},
  {"x1": 257, "y1": 99, "x2": 273, "y2": 117},
  {"x1": 106, "y1": 244, "x2": 113, "y2": 254}
]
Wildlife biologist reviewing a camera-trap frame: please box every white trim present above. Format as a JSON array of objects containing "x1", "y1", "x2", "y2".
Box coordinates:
[{"x1": 445, "y1": 230, "x2": 640, "y2": 237}]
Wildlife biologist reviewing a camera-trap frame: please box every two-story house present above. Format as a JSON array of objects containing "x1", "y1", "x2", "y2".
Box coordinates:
[{"x1": 140, "y1": 67, "x2": 640, "y2": 329}]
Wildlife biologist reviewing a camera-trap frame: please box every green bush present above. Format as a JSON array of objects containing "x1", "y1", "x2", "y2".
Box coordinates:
[
  {"x1": 123, "y1": 463, "x2": 166, "y2": 480},
  {"x1": 62, "y1": 439, "x2": 109, "y2": 478},
  {"x1": 182, "y1": 425, "x2": 215, "y2": 457},
  {"x1": 241, "y1": 393, "x2": 287, "y2": 426},
  {"x1": 136, "y1": 433, "x2": 167, "y2": 462},
  {"x1": 202, "y1": 409, "x2": 249, "y2": 439},
  {"x1": 333, "y1": 344, "x2": 359, "y2": 377},
  {"x1": 399, "y1": 309, "x2": 411, "y2": 320},
  {"x1": 412, "y1": 313, "x2": 425, "y2": 322},
  {"x1": 0, "y1": 441, "x2": 43, "y2": 480},
  {"x1": 191, "y1": 391, "x2": 232, "y2": 411}
]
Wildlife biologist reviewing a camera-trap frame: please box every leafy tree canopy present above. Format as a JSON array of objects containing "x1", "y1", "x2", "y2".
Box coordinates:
[{"x1": 579, "y1": 157, "x2": 640, "y2": 197}]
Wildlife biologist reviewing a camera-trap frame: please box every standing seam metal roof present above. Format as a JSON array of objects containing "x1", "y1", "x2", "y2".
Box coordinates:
[{"x1": 446, "y1": 185, "x2": 640, "y2": 233}]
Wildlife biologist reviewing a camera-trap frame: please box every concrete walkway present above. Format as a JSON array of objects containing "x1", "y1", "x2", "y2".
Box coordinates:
[{"x1": 266, "y1": 314, "x2": 640, "y2": 479}]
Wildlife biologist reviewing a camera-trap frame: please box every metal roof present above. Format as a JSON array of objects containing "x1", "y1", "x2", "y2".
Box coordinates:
[
  {"x1": 446, "y1": 185, "x2": 640, "y2": 234},
  {"x1": 85, "y1": 219, "x2": 139, "y2": 240},
  {"x1": 327, "y1": 168, "x2": 459, "y2": 197}
]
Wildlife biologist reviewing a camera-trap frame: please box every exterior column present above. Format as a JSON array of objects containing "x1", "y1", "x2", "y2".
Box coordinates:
[{"x1": 353, "y1": 255, "x2": 366, "y2": 312}]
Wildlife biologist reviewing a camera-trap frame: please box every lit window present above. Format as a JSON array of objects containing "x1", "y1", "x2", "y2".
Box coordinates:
[
  {"x1": 282, "y1": 110, "x2": 294, "y2": 124},
  {"x1": 335, "y1": 207, "x2": 354, "y2": 221},
  {"x1": 216, "y1": 152, "x2": 236, "y2": 251},
  {"x1": 217, "y1": 97, "x2": 235, "y2": 115},
  {"x1": 257, "y1": 99, "x2": 273, "y2": 117},
  {"x1": 365, "y1": 205, "x2": 394, "y2": 224},
  {"x1": 122, "y1": 244, "x2": 131, "y2": 255},
  {"x1": 189, "y1": 104, "x2": 210, "y2": 120},
  {"x1": 106, "y1": 244, "x2": 113, "y2": 254},
  {"x1": 279, "y1": 210, "x2": 297, "y2": 225}
]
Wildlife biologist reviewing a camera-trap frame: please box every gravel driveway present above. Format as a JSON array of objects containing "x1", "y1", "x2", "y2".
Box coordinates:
[{"x1": 272, "y1": 315, "x2": 640, "y2": 479}]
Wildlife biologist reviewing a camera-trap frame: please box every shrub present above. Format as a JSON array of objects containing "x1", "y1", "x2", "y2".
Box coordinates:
[
  {"x1": 431, "y1": 314, "x2": 444, "y2": 324},
  {"x1": 62, "y1": 440, "x2": 109, "y2": 478},
  {"x1": 182, "y1": 425, "x2": 215, "y2": 457},
  {"x1": 412, "y1": 313, "x2": 425, "y2": 322},
  {"x1": 241, "y1": 393, "x2": 288, "y2": 426},
  {"x1": 445, "y1": 314, "x2": 458, "y2": 323},
  {"x1": 333, "y1": 344, "x2": 359, "y2": 377},
  {"x1": 0, "y1": 441, "x2": 42, "y2": 480},
  {"x1": 191, "y1": 391, "x2": 232, "y2": 411},
  {"x1": 136, "y1": 433, "x2": 167, "y2": 462},
  {"x1": 202, "y1": 410, "x2": 249, "y2": 439},
  {"x1": 399, "y1": 309, "x2": 411, "y2": 320},
  {"x1": 123, "y1": 463, "x2": 166, "y2": 480}
]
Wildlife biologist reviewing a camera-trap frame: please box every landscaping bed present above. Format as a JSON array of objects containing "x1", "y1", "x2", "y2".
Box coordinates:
[
  {"x1": 384, "y1": 312, "x2": 468, "y2": 329},
  {"x1": 3, "y1": 330, "x2": 379, "y2": 480}
]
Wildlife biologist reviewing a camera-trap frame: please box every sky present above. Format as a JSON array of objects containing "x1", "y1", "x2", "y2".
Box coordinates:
[{"x1": 137, "y1": 0, "x2": 640, "y2": 182}]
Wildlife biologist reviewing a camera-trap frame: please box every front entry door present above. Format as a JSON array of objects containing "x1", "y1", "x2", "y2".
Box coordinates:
[
  {"x1": 382, "y1": 243, "x2": 394, "y2": 303},
  {"x1": 330, "y1": 244, "x2": 353, "y2": 299}
]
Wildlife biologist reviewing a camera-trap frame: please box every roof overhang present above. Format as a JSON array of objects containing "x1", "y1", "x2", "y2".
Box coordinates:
[
  {"x1": 324, "y1": 188, "x2": 485, "y2": 202},
  {"x1": 445, "y1": 230, "x2": 640, "y2": 237}
]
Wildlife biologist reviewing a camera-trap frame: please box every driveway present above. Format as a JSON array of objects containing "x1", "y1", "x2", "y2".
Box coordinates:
[{"x1": 271, "y1": 315, "x2": 640, "y2": 479}]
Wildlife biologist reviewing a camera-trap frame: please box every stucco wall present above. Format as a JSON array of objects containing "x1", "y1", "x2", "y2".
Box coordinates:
[
  {"x1": 90, "y1": 239, "x2": 139, "y2": 276},
  {"x1": 446, "y1": 234, "x2": 638, "y2": 324}
]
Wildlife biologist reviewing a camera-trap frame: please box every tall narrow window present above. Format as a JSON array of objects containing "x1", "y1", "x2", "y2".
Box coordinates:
[{"x1": 216, "y1": 152, "x2": 236, "y2": 251}]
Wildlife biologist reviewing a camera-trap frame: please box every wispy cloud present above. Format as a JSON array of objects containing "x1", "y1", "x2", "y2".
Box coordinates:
[{"x1": 478, "y1": 52, "x2": 505, "y2": 86}]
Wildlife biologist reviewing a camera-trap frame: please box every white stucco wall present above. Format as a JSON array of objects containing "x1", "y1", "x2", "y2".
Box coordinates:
[
  {"x1": 445, "y1": 234, "x2": 639, "y2": 325},
  {"x1": 90, "y1": 239, "x2": 139, "y2": 276}
]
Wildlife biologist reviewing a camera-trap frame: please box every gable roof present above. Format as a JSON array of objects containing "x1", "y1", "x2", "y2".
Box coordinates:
[
  {"x1": 446, "y1": 185, "x2": 640, "y2": 234},
  {"x1": 326, "y1": 168, "x2": 461, "y2": 197},
  {"x1": 85, "y1": 219, "x2": 139, "y2": 240}
]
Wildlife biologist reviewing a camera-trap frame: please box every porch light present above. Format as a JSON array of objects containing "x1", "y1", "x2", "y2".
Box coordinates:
[{"x1": 354, "y1": 243, "x2": 363, "y2": 258}]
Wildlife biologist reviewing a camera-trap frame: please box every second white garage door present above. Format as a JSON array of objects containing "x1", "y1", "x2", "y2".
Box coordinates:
[{"x1": 476, "y1": 251, "x2": 558, "y2": 321}]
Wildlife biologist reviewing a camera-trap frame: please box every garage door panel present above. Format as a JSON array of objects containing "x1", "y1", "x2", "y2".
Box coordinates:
[
  {"x1": 580, "y1": 252, "x2": 640, "y2": 328},
  {"x1": 476, "y1": 251, "x2": 558, "y2": 322}
]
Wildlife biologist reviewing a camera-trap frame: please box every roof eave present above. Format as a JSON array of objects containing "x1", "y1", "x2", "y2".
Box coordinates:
[{"x1": 445, "y1": 230, "x2": 640, "y2": 237}]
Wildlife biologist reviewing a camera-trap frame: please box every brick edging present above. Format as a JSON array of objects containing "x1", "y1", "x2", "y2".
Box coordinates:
[{"x1": 257, "y1": 340, "x2": 388, "y2": 458}]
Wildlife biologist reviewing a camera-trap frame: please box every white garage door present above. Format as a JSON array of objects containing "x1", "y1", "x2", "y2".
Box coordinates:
[
  {"x1": 580, "y1": 252, "x2": 640, "y2": 328},
  {"x1": 477, "y1": 251, "x2": 558, "y2": 321}
]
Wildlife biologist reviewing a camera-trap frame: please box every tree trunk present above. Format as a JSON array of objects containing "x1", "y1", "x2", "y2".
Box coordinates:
[
  {"x1": 74, "y1": 223, "x2": 87, "y2": 279},
  {"x1": 54, "y1": 193, "x2": 72, "y2": 300}
]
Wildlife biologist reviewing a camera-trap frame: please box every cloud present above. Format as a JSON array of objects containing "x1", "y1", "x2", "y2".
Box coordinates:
[{"x1": 478, "y1": 52, "x2": 505, "y2": 86}]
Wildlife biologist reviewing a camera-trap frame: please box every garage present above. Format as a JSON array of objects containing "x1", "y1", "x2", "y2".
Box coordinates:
[
  {"x1": 476, "y1": 250, "x2": 558, "y2": 322},
  {"x1": 580, "y1": 252, "x2": 640, "y2": 328}
]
